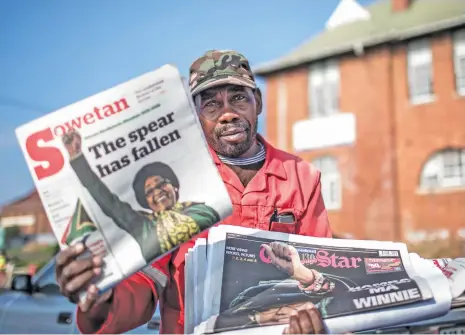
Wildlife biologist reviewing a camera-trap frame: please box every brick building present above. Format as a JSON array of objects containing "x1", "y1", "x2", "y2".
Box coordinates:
[
  {"x1": 254, "y1": 0, "x2": 465, "y2": 243},
  {"x1": 0, "y1": 190, "x2": 52, "y2": 236}
]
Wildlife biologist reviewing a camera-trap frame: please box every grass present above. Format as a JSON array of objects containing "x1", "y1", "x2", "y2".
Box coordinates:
[{"x1": 407, "y1": 238, "x2": 465, "y2": 259}]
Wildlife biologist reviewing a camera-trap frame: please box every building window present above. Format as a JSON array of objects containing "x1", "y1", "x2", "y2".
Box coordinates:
[
  {"x1": 407, "y1": 38, "x2": 433, "y2": 104},
  {"x1": 420, "y1": 149, "x2": 465, "y2": 190},
  {"x1": 453, "y1": 29, "x2": 465, "y2": 95},
  {"x1": 312, "y1": 156, "x2": 341, "y2": 210},
  {"x1": 308, "y1": 60, "x2": 339, "y2": 118}
]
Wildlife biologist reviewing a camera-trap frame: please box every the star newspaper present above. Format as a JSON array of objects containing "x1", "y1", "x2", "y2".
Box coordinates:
[
  {"x1": 15, "y1": 64, "x2": 233, "y2": 302},
  {"x1": 186, "y1": 225, "x2": 465, "y2": 335}
]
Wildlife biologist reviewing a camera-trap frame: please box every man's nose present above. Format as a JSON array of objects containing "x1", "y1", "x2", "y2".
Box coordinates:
[{"x1": 217, "y1": 104, "x2": 240, "y2": 124}]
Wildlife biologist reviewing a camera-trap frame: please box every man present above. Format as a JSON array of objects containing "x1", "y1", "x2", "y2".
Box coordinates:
[
  {"x1": 56, "y1": 50, "x2": 332, "y2": 334},
  {"x1": 61, "y1": 131, "x2": 220, "y2": 262}
]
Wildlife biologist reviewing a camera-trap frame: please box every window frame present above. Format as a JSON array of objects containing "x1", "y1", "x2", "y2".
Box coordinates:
[
  {"x1": 308, "y1": 60, "x2": 340, "y2": 119},
  {"x1": 453, "y1": 29, "x2": 465, "y2": 96},
  {"x1": 407, "y1": 38, "x2": 434, "y2": 104},
  {"x1": 312, "y1": 156, "x2": 342, "y2": 210},
  {"x1": 420, "y1": 149, "x2": 465, "y2": 191}
]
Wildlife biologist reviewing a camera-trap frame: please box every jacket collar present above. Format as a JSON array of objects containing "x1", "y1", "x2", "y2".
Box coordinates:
[{"x1": 208, "y1": 134, "x2": 287, "y2": 180}]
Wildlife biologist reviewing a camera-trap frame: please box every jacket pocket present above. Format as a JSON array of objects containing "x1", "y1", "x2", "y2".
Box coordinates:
[
  {"x1": 260, "y1": 206, "x2": 300, "y2": 232},
  {"x1": 269, "y1": 221, "x2": 296, "y2": 234}
]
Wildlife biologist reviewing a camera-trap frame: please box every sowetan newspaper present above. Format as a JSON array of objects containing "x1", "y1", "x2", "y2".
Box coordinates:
[{"x1": 16, "y1": 64, "x2": 233, "y2": 302}]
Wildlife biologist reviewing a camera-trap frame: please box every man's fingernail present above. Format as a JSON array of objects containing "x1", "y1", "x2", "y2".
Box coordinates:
[
  {"x1": 93, "y1": 267, "x2": 102, "y2": 276},
  {"x1": 75, "y1": 243, "x2": 84, "y2": 252},
  {"x1": 93, "y1": 257, "x2": 102, "y2": 266}
]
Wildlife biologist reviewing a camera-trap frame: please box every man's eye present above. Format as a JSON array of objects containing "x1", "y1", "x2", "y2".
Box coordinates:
[
  {"x1": 232, "y1": 94, "x2": 246, "y2": 101},
  {"x1": 204, "y1": 101, "x2": 216, "y2": 107}
]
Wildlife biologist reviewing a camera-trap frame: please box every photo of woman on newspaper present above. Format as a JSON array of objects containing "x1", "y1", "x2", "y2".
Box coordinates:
[
  {"x1": 211, "y1": 242, "x2": 356, "y2": 332},
  {"x1": 62, "y1": 129, "x2": 220, "y2": 263}
]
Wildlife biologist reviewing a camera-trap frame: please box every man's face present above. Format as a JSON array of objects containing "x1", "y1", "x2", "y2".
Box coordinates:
[
  {"x1": 194, "y1": 85, "x2": 261, "y2": 158},
  {"x1": 144, "y1": 175, "x2": 177, "y2": 212}
]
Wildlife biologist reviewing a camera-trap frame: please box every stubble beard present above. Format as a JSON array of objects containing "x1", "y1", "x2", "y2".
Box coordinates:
[{"x1": 210, "y1": 116, "x2": 258, "y2": 158}]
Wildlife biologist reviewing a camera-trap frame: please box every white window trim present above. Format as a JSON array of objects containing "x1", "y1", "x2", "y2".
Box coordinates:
[
  {"x1": 407, "y1": 38, "x2": 434, "y2": 105},
  {"x1": 313, "y1": 157, "x2": 342, "y2": 210},
  {"x1": 323, "y1": 174, "x2": 342, "y2": 210},
  {"x1": 308, "y1": 61, "x2": 340, "y2": 119},
  {"x1": 453, "y1": 29, "x2": 465, "y2": 96}
]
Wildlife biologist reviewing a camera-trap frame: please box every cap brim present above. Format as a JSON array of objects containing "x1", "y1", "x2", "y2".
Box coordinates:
[{"x1": 191, "y1": 76, "x2": 256, "y2": 96}]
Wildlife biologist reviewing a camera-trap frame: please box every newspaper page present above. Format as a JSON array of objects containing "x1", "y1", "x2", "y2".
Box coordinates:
[
  {"x1": 195, "y1": 225, "x2": 451, "y2": 334},
  {"x1": 185, "y1": 248, "x2": 195, "y2": 334},
  {"x1": 15, "y1": 64, "x2": 233, "y2": 298},
  {"x1": 430, "y1": 257, "x2": 465, "y2": 299},
  {"x1": 194, "y1": 238, "x2": 208, "y2": 325}
]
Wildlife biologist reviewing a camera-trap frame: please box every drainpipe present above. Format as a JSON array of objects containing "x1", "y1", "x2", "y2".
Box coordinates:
[{"x1": 387, "y1": 44, "x2": 401, "y2": 241}]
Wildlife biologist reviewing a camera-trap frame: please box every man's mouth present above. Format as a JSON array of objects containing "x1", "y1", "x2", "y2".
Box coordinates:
[{"x1": 220, "y1": 127, "x2": 247, "y2": 142}]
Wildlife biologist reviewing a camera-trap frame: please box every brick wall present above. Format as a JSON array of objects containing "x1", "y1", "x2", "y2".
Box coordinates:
[
  {"x1": 0, "y1": 191, "x2": 52, "y2": 235},
  {"x1": 393, "y1": 32, "x2": 465, "y2": 241},
  {"x1": 263, "y1": 32, "x2": 465, "y2": 242}
]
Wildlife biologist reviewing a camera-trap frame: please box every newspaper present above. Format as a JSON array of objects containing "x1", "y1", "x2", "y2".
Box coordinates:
[
  {"x1": 434, "y1": 257, "x2": 465, "y2": 300},
  {"x1": 15, "y1": 64, "x2": 233, "y2": 300},
  {"x1": 189, "y1": 225, "x2": 454, "y2": 334},
  {"x1": 185, "y1": 247, "x2": 195, "y2": 334}
]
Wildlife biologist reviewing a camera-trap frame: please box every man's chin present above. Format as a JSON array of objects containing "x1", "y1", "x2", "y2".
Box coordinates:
[
  {"x1": 219, "y1": 139, "x2": 248, "y2": 150},
  {"x1": 217, "y1": 142, "x2": 250, "y2": 158}
]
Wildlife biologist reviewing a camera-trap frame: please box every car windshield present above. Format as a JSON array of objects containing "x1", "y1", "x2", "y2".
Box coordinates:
[{"x1": 31, "y1": 260, "x2": 56, "y2": 287}]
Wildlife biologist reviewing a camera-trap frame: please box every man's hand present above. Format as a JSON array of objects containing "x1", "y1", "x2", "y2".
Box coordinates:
[
  {"x1": 261, "y1": 242, "x2": 302, "y2": 276},
  {"x1": 56, "y1": 243, "x2": 112, "y2": 313},
  {"x1": 282, "y1": 302, "x2": 326, "y2": 334},
  {"x1": 62, "y1": 129, "x2": 82, "y2": 159}
]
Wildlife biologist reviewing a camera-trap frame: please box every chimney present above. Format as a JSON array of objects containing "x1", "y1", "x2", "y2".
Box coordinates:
[{"x1": 392, "y1": 0, "x2": 412, "y2": 12}]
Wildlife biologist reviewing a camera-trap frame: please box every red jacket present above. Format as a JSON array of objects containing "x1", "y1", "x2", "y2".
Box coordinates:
[{"x1": 77, "y1": 138, "x2": 332, "y2": 334}]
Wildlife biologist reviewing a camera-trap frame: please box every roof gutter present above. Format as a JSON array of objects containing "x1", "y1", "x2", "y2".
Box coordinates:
[{"x1": 254, "y1": 15, "x2": 465, "y2": 76}]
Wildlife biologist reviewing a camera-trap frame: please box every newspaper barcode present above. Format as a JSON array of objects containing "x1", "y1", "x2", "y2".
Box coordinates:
[{"x1": 378, "y1": 250, "x2": 399, "y2": 257}]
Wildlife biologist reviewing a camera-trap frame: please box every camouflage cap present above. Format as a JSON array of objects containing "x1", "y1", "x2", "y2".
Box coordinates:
[{"x1": 189, "y1": 50, "x2": 257, "y2": 96}]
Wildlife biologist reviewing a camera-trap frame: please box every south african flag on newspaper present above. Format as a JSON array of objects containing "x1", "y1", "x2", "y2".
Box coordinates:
[{"x1": 61, "y1": 199, "x2": 97, "y2": 246}]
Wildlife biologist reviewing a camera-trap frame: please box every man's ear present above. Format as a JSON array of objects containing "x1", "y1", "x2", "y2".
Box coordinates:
[{"x1": 254, "y1": 88, "x2": 263, "y2": 116}]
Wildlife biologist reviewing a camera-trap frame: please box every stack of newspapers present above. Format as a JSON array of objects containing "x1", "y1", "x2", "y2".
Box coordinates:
[{"x1": 184, "y1": 225, "x2": 465, "y2": 335}]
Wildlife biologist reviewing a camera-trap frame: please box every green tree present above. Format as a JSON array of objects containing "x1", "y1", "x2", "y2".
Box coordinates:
[{"x1": 4, "y1": 226, "x2": 21, "y2": 243}]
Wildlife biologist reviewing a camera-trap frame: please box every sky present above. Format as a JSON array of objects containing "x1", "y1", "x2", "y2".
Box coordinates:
[{"x1": 0, "y1": 0, "x2": 375, "y2": 206}]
